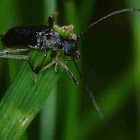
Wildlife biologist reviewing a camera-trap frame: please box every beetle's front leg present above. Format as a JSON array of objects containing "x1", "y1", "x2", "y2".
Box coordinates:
[{"x1": 32, "y1": 50, "x2": 48, "y2": 84}]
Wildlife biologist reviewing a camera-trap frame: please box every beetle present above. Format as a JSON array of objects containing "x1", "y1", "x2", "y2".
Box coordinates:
[{"x1": 0, "y1": 8, "x2": 140, "y2": 118}]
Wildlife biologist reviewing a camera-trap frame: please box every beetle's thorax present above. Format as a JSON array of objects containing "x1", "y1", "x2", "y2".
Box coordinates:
[
  {"x1": 35, "y1": 31, "x2": 63, "y2": 50},
  {"x1": 35, "y1": 30, "x2": 80, "y2": 58},
  {"x1": 62, "y1": 39, "x2": 80, "y2": 58}
]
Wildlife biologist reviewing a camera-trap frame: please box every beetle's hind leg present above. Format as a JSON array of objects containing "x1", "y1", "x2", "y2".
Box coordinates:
[
  {"x1": 0, "y1": 48, "x2": 34, "y2": 73},
  {"x1": 0, "y1": 48, "x2": 29, "y2": 55},
  {"x1": 0, "y1": 54, "x2": 35, "y2": 83},
  {"x1": 0, "y1": 54, "x2": 35, "y2": 81},
  {"x1": 0, "y1": 49, "x2": 48, "y2": 85}
]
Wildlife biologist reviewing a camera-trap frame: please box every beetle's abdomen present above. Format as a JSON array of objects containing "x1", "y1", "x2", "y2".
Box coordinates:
[{"x1": 1, "y1": 26, "x2": 50, "y2": 48}]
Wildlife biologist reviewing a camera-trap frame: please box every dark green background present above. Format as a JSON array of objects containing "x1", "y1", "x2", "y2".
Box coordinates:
[{"x1": 0, "y1": 0, "x2": 139, "y2": 140}]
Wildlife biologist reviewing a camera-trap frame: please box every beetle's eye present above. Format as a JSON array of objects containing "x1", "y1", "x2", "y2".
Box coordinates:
[
  {"x1": 37, "y1": 37, "x2": 43, "y2": 46},
  {"x1": 37, "y1": 38, "x2": 42, "y2": 43}
]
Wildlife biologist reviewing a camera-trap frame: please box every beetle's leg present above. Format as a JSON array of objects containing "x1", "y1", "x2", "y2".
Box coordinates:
[
  {"x1": 55, "y1": 54, "x2": 64, "y2": 73},
  {"x1": 0, "y1": 50, "x2": 48, "y2": 84},
  {"x1": 59, "y1": 59, "x2": 74, "y2": 62},
  {"x1": 51, "y1": 52, "x2": 64, "y2": 74},
  {"x1": 53, "y1": 53, "x2": 75, "y2": 73},
  {"x1": 51, "y1": 52, "x2": 75, "y2": 73},
  {"x1": 34, "y1": 51, "x2": 57, "y2": 74},
  {"x1": 39, "y1": 61, "x2": 56, "y2": 73},
  {"x1": 34, "y1": 50, "x2": 48, "y2": 74},
  {"x1": 51, "y1": 52, "x2": 78, "y2": 84},
  {"x1": 39, "y1": 52, "x2": 78, "y2": 85},
  {"x1": 39, "y1": 59, "x2": 78, "y2": 85},
  {"x1": 55, "y1": 54, "x2": 78, "y2": 85},
  {"x1": 0, "y1": 54, "x2": 36, "y2": 84},
  {"x1": 50, "y1": 50, "x2": 57, "y2": 59},
  {"x1": 0, "y1": 54, "x2": 34, "y2": 72},
  {"x1": 0, "y1": 49, "x2": 32, "y2": 72},
  {"x1": 50, "y1": 51, "x2": 59, "y2": 73},
  {"x1": 0, "y1": 48, "x2": 29, "y2": 56},
  {"x1": 54, "y1": 59, "x2": 78, "y2": 86},
  {"x1": 31, "y1": 50, "x2": 48, "y2": 84},
  {"x1": 57, "y1": 55, "x2": 78, "y2": 62},
  {"x1": 0, "y1": 55, "x2": 35, "y2": 84}
]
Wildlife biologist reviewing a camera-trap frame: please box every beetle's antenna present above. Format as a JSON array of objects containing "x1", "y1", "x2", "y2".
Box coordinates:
[
  {"x1": 72, "y1": 57, "x2": 103, "y2": 119},
  {"x1": 76, "y1": 8, "x2": 140, "y2": 43}
]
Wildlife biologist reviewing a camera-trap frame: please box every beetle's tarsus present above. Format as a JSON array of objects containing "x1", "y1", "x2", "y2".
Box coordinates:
[{"x1": 32, "y1": 73, "x2": 37, "y2": 85}]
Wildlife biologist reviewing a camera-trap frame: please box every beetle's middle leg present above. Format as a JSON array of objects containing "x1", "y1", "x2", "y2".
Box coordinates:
[
  {"x1": 0, "y1": 49, "x2": 48, "y2": 84},
  {"x1": 0, "y1": 54, "x2": 35, "y2": 79},
  {"x1": 39, "y1": 51, "x2": 78, "y2": 86},
  {"x1": 0, "y1": 55, "x2": 34, "y2": 83}
]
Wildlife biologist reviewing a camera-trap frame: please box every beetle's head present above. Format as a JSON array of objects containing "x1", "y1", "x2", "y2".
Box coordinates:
[{"x1": 63, "y1": 39, "x2": 80, "y2": 59}]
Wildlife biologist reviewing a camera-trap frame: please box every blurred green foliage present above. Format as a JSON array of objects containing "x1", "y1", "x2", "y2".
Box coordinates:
[{"x1": 0, "y1": 0, "x2": 140, "y2": 140}]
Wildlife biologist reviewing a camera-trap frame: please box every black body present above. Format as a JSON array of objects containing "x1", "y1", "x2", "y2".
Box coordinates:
[
  {"x1": 1, "y1": 26, "x2": 50, "y2": 48},
  {"x1": 0, "y1": 25, "x2": 79, "y2": 58}
]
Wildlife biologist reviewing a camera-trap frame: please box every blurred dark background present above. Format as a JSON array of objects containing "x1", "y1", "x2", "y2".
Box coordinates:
[{"x1": 0, "y1": 0, "x2": 140, "y2": 140}]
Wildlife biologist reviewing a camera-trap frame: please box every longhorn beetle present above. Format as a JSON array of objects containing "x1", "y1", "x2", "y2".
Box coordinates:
[{"x1": 0, "y1": 8, "x2": 140, "y2": 118}]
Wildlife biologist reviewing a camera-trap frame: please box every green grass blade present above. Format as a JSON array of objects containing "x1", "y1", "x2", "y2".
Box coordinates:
[
  {"x1": 21, "y1": 132, "x2": 28, "y2": 140},
  {"x1": 42, "y1": 0, "x2": 57, "y2": 23},
  {"x1": 79, "y1": 0, "x2": 96, "y2": 27},
  {"x1": 0, "y1": 50, "x2": 65, "y2": 139},
  {"x1": 40, "y1": 87, "x2": 57, "y2": 140}
]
